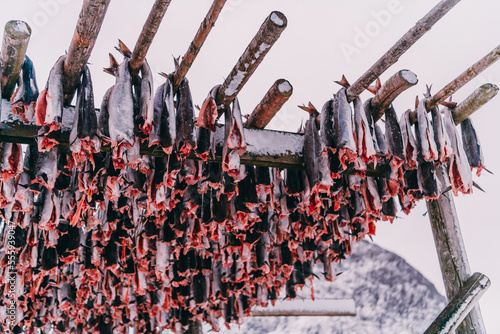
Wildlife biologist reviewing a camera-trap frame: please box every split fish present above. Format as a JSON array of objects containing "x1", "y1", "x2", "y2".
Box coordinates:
[
  {"x1": 400, "y1": 110, "x2": 417, "y2": 169},
  {"x1": 151, "y1": 75, "x2": 175, "y2": 154},
  {"x1": 415, "y1": 98, "x2": 438, "y2": 162},
  {"x1": 196, "y1": 85, "x2": 220, "y2": 160},
  {"x1": 461, "y1": 117, "x2": 485, "y2": 176},
  {"x1": 175, "y1": 78, "x2": 196, "y2": 157},
  {"x1": 11, "y1": 56, "x2": 39, "y2": 123},
  {"x1": 333, "y1": 88, "x2": 357, "y2": 169},
  {"x1": 384, "y1": 105, "x2": 405, "y2": 167},
  {"x1": 139, "y1": 59, "x2": 155, "y2": 136},
  {"x1": 222, "y1": 97, "x2": 246, "y2": 178},
  {"x1": 36, "y1": 55, "x2": 65, "y2": 133}
]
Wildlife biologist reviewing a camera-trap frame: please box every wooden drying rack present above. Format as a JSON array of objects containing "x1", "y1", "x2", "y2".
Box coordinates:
[{"x1": 0, "y1": 0, "x2": 498, "y2": 332}]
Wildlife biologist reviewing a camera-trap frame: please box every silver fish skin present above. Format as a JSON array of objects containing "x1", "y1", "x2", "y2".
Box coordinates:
[
  {"x1": 108, "y1": 58, "x2": 135, "y2": 148},
  {"x1": 11, "y1": 56, "x2": 39, "y2": 123},
  {"x1": 35, "y1": 55, "x2": 65, "y2": 132},
  {"x1": 334, "y1": 88, "x2": 356, "y2": 152},
  {"x1": 363, "y1": 99, "x2": 381, "y2": 155},
  {"x1": 303, "y1": 117, "x2": 322, "y2": 186},
  {"x1": 384, "y1": 105, "x2": 405, "y2": 164},
  {"x1": 98, "y1": 87, "x2": 113, "y2": 140},
  {"x1": 442, "y1": 107, "x2": 472, "y2": 195},
  {"x1": 400, "y1": 110, "x2": 418, "y2": 169},
  {"x1": 460, "y1": 117, "x2": 484, "y2": 174},
  {"x1": 34, "y1": 147, "x2": 59, "y2": 191},
  {"x1": 222, "y1": 97, "x2": 246, "y2": 177},
  {"x1": 140, "y1": 59, "x2": 155, "y2": 135},
  {"x1": 374, "y1": 123, "x2": 389, "y2": 157},
  {"x1": 416, "y1": 99, "x2": 438, "y2": 162},
  {"x1": 353, "y1": 96, "x2": 376, "y2": 163},
  {"x1": 431, "y1": 106, "x2": 452, "y2": 164}
]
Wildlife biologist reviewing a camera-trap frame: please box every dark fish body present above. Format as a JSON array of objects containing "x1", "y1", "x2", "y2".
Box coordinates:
[
  {"x1": 400, "y1": 110, "x2": 417, "y2": 169},
  {"x1": 333, "y1": 88, "x2": 357, "y2": 168},
  {"x1": 175, "y1": 78, "x2": 196, "y2": 157},
  {"x1": 320, "y1": 98, "x2": 335, "y2": 150},
  {"x1": 416, "y1": 160, "x2": 441, "y2": 199},
  {"x1": 415, "y1": 99, "x2": 438, "y2": 162},
  {"x1": 153, "y1": 77, "x2": 176, "y2": 153},
  {"x1": 303, "y1": 117, "x2": 322, "y2": 186},
  {"x1": 430, "y1": 106, "x2": 452, "y2": 164},
  {"x1": 196, "y1": 85, "x2": 220, "y2": 160},
  {"x1": 384, "y1": 105, "x2": 405, "y2": 166},
  {"x1": 11, "y1": 56, "x2": 39, "y2": 123},
  {"x1": 98, "y1": 87, "x2": 112, "y2": 139},
  {"x1": 461, "y1": 117, "x2": 484, "y2": 175}
]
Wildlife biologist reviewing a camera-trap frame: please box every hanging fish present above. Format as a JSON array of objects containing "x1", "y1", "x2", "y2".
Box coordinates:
[
  {"x1": 32, "y1": 147, "x2": 59, "y2": 191},
  {"x1": 222, "y1": 97, "x2": 246, "y2": 178},
  {"x1": 98, "y1": 87, "x2": 112, "y2": 141},
  {"x1": 320, "y1": 99, "x2": 335, "y2": 151},
  {"x1": 196, "y1": 85, "x2": 220, "y2": 160},
  {"x1": 374, "y1": 123, "x2": 389, "y2": 158},
  {"x1": 416, "y1": 159, "x2": 441, "y2": 199},
  {"x1": 175, "y1": 78, "x2": 196, "y2": 157},
  {"x1": 333, "y1": 88, "x2": 357, "y2": 169},
  {"x1": 461, "y1": 117, "x2": 485, "y2": 176},
  {"x1": 11, "y1": 56, "x2": 39, "y2": 123},
  {"x1": 415, "y1": 97, "x2": 438, "y2": 162},
  {"x1": 0, "y1": 143, "x2": 23, "y2": 180},
  {"x1": 400, "y1": 110, "x2": 417, "y2": 169},
  {"x1": 36, "y1": 55, "x2": 65, "y2": 133},
  {"x1": 150, "y1": 75, "x2": 176, "y2": 154},
  {"x1": 138, "y1": 59, "x2": 155, "y2": 136},
  {"x1": 69, "y1": 65, "x2": 100, "y2": 166},
  {"x1": 384, "y1": 105, "x2": 405, "y2": 167},
  {"x1": 353, "y1": 96, "x2": 377, "y2": 164},
  {"x1": 443, "y1": 107, "x2": 473, "y2": 195}
]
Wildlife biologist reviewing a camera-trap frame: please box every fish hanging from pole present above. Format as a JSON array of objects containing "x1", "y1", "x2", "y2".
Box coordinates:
[{"x1": 11, "y1": 55, "x2": 39, "y2": 123}]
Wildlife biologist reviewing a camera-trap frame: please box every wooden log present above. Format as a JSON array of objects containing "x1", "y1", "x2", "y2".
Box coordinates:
[
  {"x1": 426, "y1": 43, "x2": 500, "y2": 111},
  {"x1": 345, "y1": 0, "x2": 460, "y2": 102},
  {"x1": 172, "y1": 0, "x2": 227, "y2": 92},
  {"x1": 245, "y1": 79, "x2": 293, "y2": 129},
  {"x1": 62, "y1": 0, "x2": 111, "y2": 106},
  {"x1": 1, "y1": 21, "x2": 31, "y2": 99},
  {"x1": 129, "y1": 0, "x2": 172, "y2": 76},
  {"x1": 215, "y1": 11, "x2": 287, "y2": 114},
  {"x1": 452, "y1": 83, "x2": 499, "y2": 125},
  {"x1": 252, "y1": 298, "x2": 356, "y2": 317},
  {"x1": 424, "y1": 273, "x2": 490, "y2": 334},
  {"x1": 426, "y1": 166, "x2": 487, "y2": 334},
  {"x1": 371, "y1": 70, "x2": 418, "y2": 122}
]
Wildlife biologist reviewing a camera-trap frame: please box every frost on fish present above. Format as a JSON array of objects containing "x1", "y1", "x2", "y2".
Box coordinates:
[
  {"x1": 443, "y1": 107, "x2": 473, "y2": 195},
  {"x1": 222, "y1": 97, "x2": 246, "y2": 178},
  {"x1": 461, "y1": 117, "x2": 485, "y2": 176},
  {"x1": 35, "y1": 55, "x2": 65, "y2": 133},
  {"x1": 11, "y1": 56, "x2": 39, "y2": 123},
  {"x1": 196, "y1": 85, "x2": 220, "y2": 160},
  {"x1": 175, "y1": 78, "x2": 196, "y2": 158},
  {"x1": 415, "y1": 98, "x2": 438, "y2": 162},
  {"x1": 400, "y1": 110, "x2": 417, "y2": 170},
  {"x1": 139, "y1": 59, "x2": 155, "y2": 136},
  {"x1": 69, "y1": 65, "x2": 100, "y2": 167},
  {"x1": 333, "y1": 88, "x2": 357, "y2": 170}
]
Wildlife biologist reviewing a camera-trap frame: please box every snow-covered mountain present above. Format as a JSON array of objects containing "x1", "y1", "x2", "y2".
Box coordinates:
[{"x1": 216, "y1": 240, "x2": 446, "y2": 334}]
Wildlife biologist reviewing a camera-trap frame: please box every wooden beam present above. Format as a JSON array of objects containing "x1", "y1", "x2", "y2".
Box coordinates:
[
  {"x1": 252, "y1": 298, "x2": 356, "y2": 317},
  {"x1": 215, "y1": 11, "x2": 287, "y2": 114},
  {"x1": 452, "y1": 83, "x2": 499, "y2": 125},
  {"x1": 426, "y1": 166, "x2": 487, "y2": 334},
  {"x1": 129, "y1": 0, "x2": 172, "y2": 76},
  {"x1": 371, "y1": 70, "x2": 418, "y2": 122},
  {"x1": 172, "y1": 0, "x2": 227, "y2": 92},
  {"x1": 346, "y1": 0, "x2": 461, "y2": 102},
  {"x1": 245, "y1": 79, "x2": 293, "y2": 129},
  {"x1": 62, "y1": 0, "x2": 111, "y2": 106},
  {"x1": 1, "y1": 20, "x2": 31, "y2": 99},
  {"x1": 424, "y1": 273, "x2": 490, "y2": 334},
  {"x1": 426, "y1": 43, "x2": 500, "y2": 111}
]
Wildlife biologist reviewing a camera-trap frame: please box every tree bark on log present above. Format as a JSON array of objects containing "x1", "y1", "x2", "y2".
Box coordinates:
[
  {"x1": 426, "y1": 166, "x2": 487, "y2": 334},
  {"x1": 172, "y1": 0, "x2": 227, "y2": 92},
  {"x1": 371, "y1": 70, "x2": 418, "y2": 122},
  {"x1": 452, "y1": 83, "x2": 499, "y2": 125},
  {"x1": 1, "y1": 20, "x2": 31, "y2": 99},
  {"x1": 129, "y1": 0, "x2": 172, "y2": 76},
  {"x1": 426, "y1": 43, "x2": 500, "y2": 111},
  {"x1": 424, "y1": 273, "x2": 490, "y2": 334},
  {"x1": 346, "y1": 0, "x2": 461, "y2": 102},
  {"x1": 245, "y1": 79, "x2": 293, "y2": 129},
  {"x1": 215, "y1": 11, "x2": 287, "y2": 115}
]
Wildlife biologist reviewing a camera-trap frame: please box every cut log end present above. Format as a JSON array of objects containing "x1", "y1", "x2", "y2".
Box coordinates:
[
  {"x1": 5, "y1": 20, "x2": 31, "y2": 39},
  {"x1": 453, "y1": 83, "x2": 499, "y2": 125}
]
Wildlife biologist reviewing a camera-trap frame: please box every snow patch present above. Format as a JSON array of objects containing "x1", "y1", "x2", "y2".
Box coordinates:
[
  {"x1": 278, "y1": 81, "x2": 292, "y2": 93},
  {"x1": 270, "y1": 12, "x2": 284, "y2": 26},
  {"x1": 401, "y1": 70, "x2": 418, "y2": 84},
  {"x1": 224, "y1": 70, "x2": 246, "y2": 96},
  {"x1": 253, "y1": 298, "x2": 355, "y2": 316},
  {"x1": 12, "y1": 20, "x2": 30, "y2": 35},
  {"x1": 255, "y1": 43, "x2": 270, "y2": 59}
]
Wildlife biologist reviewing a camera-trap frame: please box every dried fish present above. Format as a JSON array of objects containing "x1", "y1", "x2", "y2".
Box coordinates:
[
  {"x1": 11, "y1": 56, "x2": 39, "y2": 123},
  {"x1": 36, "y1": 55, "x2": 65, "y2": 133},
  {"x1": 333, "y1": 88, "x2": 357, "y2": 169},
  {"x1": 354, "y1": 97, "x2": 377, "y2": 164},
  {"x1": 400, "y1": 110, "x2": 417, "y2": 169},
  {"x1": 461, "y1": 117, "x2": 485, "y2": 176},
  {"x1": 176, "y1": 78, "x2": 196, "y2": 157},
  {"x1": 415, "y1": 98, "x2": 438, "y2": 162},
  {"x1": 196, "y1": 85, "x2": 220, "y2": 160},
  {"x1": 139, "y1": 59, "x2": 155, "y2": 135},
  {"x1": 384, "y1": 105, "x2": 405, "y2": 167},
  {"x1": 222, "y1": 97, "x2": 246, "y2": 177}
]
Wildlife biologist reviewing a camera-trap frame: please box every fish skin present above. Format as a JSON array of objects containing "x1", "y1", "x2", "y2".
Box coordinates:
[
  {"x1": 196, "y1": 85, "x2": 220, "y2": 160},
  {"x1": 431, "y1": 106, "x2": 452, "y2": 164},
  {"x1": 320, "y1": 98, "x2": 336, "y2": 150},
  {"x1": 107, "y1": 57, "x2": 135, "y2": 149},
  {"x1": 353, "y1": 96, "x2": 377, "y2": 164},
  {"x1": 0, "y1": 143, "x2": 23, "y2": 180},
  {"x1": 443, "y1": 107, "x2": 473, "y2": 195},
  {"x1": 400, "y1": 110, "x2": 418, "y2": 169},
  {"x1": 155, "y1": 77, "x2": 176, "y2": 153},
  {"x1": 461, "y1": 117, "x2": 485, "y2": 175},
  {"x1": 35, "y1": 55, "x2": 65, "y2": 132},
  {"x1": 33, "y1": 146, "x2": 59, "y2": 191},
  {"x1": 139, "y1": 59, "x2": 155, "y2": 135},
  {"x1": 11, "y1": 56, "x2": 39, "y2": 123},
  {"x1": 415, "y1": 99, "x2": 438, "y2": 162},
  {"x1": 384, "y1": 105, "x2": 405, "y2": 166},
  {"x1": 175, "y1": 78, "x2": 196, "y2": 157},
  {"x1": 374, "y1": 123, "x2": 389, "y2": 157},
  {"x1": 98, "y1": 87, "x2": 112, "y2": 140},
  {"x1": 222, "y1": 97, "x2": 246, "y2": 177},
  {"x1": 333, "y1": 88, "x2": 357, "y2": 169},
  {"x1": 416, "y1": 159, "x2": 441, "y2": 199}
]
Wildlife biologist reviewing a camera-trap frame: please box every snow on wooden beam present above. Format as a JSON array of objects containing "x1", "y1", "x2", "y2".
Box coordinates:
[
  {"x1": 345, "y1": 0, "x2": 461, "y2": 102},
  {"x1": 215, "y1": 11, "x2": 287, "y2": 114},
  {"x1": 62, "y1": 0, "x2": 111, "y2": 106},
  {"x1": 129, "y1": 0, "x2": 172, "y2": 77},
  {"x1": 452, "y1": 83, "x2": 498, "y2": 125},
  {"x1": 425, "y1": 43, "x2": 500, "y2": 112},
  {"x1": 1, "y1": 20, "x2": 31, "y2": 99},
  {"x1": 172, "y1": 0, "x2": 227, "y2": 92},
  {"x1": 424, "y1": 272, "x2": 490, "y2": 334},
  {"x1": 252, "y1": 298, "x2": 356, "y2": 317},
  {"x1": 371, "y1": 70, "x2": 418, "y2": 122},
  {"x1": 426, "y1": 166, "x2": 488, "y2": 333},
  {"x1": 245, "y1": 79, "x2": 293, "y2": 129}
]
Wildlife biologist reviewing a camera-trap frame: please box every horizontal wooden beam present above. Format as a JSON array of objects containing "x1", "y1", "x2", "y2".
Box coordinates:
[
  {"x1": 452, "y1": 83, "x2": 499, "y2": 125},
  {"x1": 252, "y1": 299, "x2": 356, "y2": 317},
  {"x1": 62, "y1": 0, "x2": 111, "y2": 105},
  {"x1": 424, "y1": 272, "x2": 490, "y2": 334},
  {"x1": 1, "y1": 20, "x2": 31, "y2": 99}
]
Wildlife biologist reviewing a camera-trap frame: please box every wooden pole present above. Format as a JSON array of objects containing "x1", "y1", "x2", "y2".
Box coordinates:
[
  {"x1": 452, "y1": 83, "x2": 498, "y2": 125},
  {"x1": 426, "y1": 166, "x2": 487, "y2": 334},
  {"x1": 1, "y1": 20, "x2": 31, "y2": 99},
  {"x1": 371, "y1": 70, "x2": 418, "y2": 122},
  {"x1": 426, "y1": 43, "x2": 500, "y2": 111},
  {"x1": 252, "y1": 298, "x2": 356, "y2": 317},
  {"x1": 215, "y1": 11, "x2": 287, "y2": 114},
  {"x1": 129, "y1": 0, "x2": 172, "y2": 76},
  {"x1": 172, "y1": 0, "x2": 227, "y2": 92},
  {"x1": 346, "y1": 0, "x2": 461, "y2": 102},
  {"x1": 424, "y1": 273, "x2": 490, "y2": 334},
  {"x1": 245, "y1": 79, "x2": 293, "y2": 129},
  {"x1": 62, "y1": 0, "x2": 111, "y2": 106}
]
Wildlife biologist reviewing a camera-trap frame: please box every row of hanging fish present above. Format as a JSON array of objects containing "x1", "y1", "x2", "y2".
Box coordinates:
[{"x1": 0, "y1": 49, "x2": 487, "y2": 333}]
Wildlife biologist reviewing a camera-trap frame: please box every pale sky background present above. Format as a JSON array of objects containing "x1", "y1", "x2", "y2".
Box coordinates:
[{"x1": 1, "y1": 0, "x2": 499, "y2": 331}]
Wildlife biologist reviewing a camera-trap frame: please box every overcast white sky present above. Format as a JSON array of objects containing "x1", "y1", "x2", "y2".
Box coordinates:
[{"x1": 2, "y1": 0, "x2": 499, "y2": 331}]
